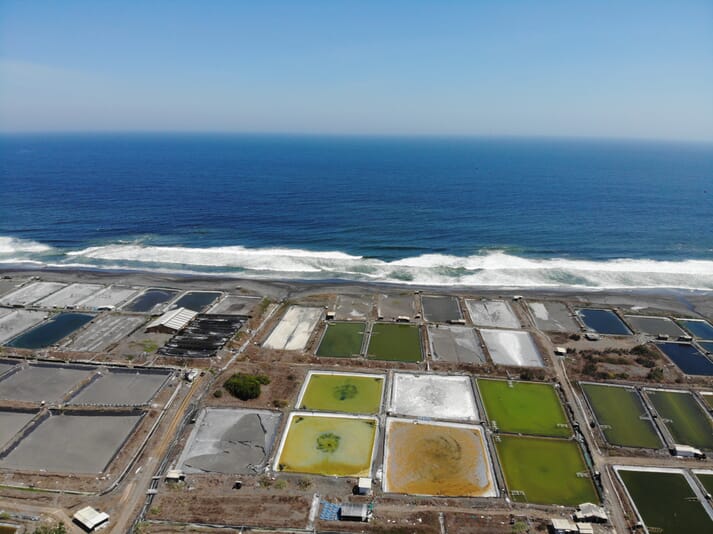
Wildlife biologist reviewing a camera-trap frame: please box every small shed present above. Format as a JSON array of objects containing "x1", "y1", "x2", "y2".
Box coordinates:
[
  {"x1": 554, "y1": 347, "x2": 567, "y2": 356},
  {"x1": 146, "y1": 307, "x2": 197, "y2": 334},
  {"x1": 550, "y1": 518, "x2": 577, "y2": 534},
  {"x1": 574, "y1": 502, "x2": 607, "y2": 523},
  {"x1": 356, "y1": 477, "x2": 372, "y2": 495},
  {"x1": 73, "y1": 506, "x2": 110, "y2": 532},
  {"x1": 165, "y1": 469, "x2": 185, "y2": 482},
  {"x1": 339, "y1": 503, "x2": 370, "y2": 522}
]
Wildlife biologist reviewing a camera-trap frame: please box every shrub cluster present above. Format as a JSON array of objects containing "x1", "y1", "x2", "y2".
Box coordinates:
[{"x1": 224, "y1": 373, "x2": 270, "y2": 400}]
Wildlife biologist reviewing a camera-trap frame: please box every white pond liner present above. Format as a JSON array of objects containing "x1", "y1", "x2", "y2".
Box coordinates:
[
  {"x1": 465, "y1": 300, "x2": 520, "y2": 329},
  {"x1": 389, "y1": 372, "x2": 478, "y2": 422},
  {"x1": 480, "y1": 329, "x2": 544, "y2": 367},
  {"x1": 264, "y1": 306, "x2": 322, "y2": 351}
]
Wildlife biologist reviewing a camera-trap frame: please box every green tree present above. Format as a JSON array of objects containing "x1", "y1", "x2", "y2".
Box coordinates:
[{"x1": 224, "y1": 373, "x2": 270, "y2": 400}]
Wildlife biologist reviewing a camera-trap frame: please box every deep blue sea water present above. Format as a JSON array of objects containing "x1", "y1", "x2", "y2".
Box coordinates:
[{"x1": 1, "y1": 134, "x2": 712, "y2": 288}]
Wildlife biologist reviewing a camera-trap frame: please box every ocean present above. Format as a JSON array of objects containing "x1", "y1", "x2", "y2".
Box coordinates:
[{"x1": 1, "y1": 134, "x2": 712, "y2": 289}]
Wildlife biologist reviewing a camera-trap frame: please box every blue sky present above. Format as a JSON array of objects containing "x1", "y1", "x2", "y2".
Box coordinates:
[{"x1": 1, "y1": 1, "x2": 712, "y2": 140}]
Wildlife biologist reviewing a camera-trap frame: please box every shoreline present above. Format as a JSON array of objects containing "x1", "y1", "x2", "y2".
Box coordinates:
[{"x1": 2, "y1": 264, "x2": 712, "y2": 319}]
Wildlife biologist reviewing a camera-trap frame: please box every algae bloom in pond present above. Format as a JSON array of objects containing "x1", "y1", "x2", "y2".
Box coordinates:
[
  {"x1": 276, "y1": 414, "x2": 377, "y2": 477},
  {"x1": 333, "y1": 384, "x2": 358, "y2": 401},
  {"x1": 299, "y1": 373, "x2": 384, "y2": 414},
  {"x1": 316, "y1": 432, "x2": 341, "y2": 453}
]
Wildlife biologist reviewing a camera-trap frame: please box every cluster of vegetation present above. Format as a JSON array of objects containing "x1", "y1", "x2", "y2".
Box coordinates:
[
  {"x1": 578, "y1": 344, "x2": 663, "y2": 381},
  {"x1": 631, "y1": 344, "x2": 661, "y2": 368},
  {"x1": 33, "y1": 524, "x2": 67, "y2": 534},
  {"x1": 519, "y1": 368, "x2": 546, "y2": 381},
  {"x1": 224, "y1": 372, "x2": 270, "y2": 400},
  {"x1": 647, "y1": 367, "x2": 664, "y2": 381}
]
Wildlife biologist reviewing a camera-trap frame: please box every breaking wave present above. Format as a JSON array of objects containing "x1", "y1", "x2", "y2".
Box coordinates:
[{"x1": 1, "y1": 237, "x2": 713, "y2": 289}]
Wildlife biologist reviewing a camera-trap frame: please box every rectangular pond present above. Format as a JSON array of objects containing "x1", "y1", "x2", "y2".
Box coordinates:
[
  {"x1": 80, "y1": 286, "x2": 138, "y2": 309},
  {"x1": 315, "y1": 322, "x2": 366, "y2": 358},
  {"x1": 383, "y1": 418, "x2": 497, "y2": 497},
  {"x1": 178, "y1": 408, "x2": 281, "y2": 474},
  {"x1": 0, "y1": 410, "x2": 143, "y2": 473},
  {"x1": 367, "y1": 323, "x2": 422, "y2": 362},
  {"x1": 0, "y1": 310, "x2": 47, "y2": 345},
  {"x1": 0, "y1": 363, "x2": 95, "y2": 403},
  {"x1": 171, "y1": 291, "x2": 222, "y2": 312},
  {"x1": 428, "y1": 325, "x2": 486, "y2": 364},
  {"x1": 66, "y1": 314, "x2": 145, "y2": 352},
  {"x1": 377, "y1": 293, "x2": 415, "y2": 320},
  {"x1": 274, "y1": 412, "x2": 377, "y2": 477},
  {"x1": 35, "y1": 283, "x2": 103, "y2": 308},
  {"x1": 479, "y1": 329, "x2": 543, "y2": 367},
  {"x1": 390, "y1": 373, "x2": 478, "y2": 422},
  {"x1": 656, "y1": 342, "x2": 713, "y2": 376},
  {"x1": 334, "y1": 294, "x2": 373, "y2": 320},
  {"x1": 421, "y1": 295, "x2": 463, "y2": 323},
  {"x1": 6, "y1": 312, "x2": 94, "y2": 349},
  {"x1": 68, "y1": 368, "x2": 171, "y2": 406},
  {"x1": 528, "y1": 301, "x2": 578, "y2": 332},
  {"x1": 576, "y1": 308, "x2": 631, "y2": 335},
  {"x1": 296, "y1": 371, "x2": 384, "y2": 414},
  {"x1": 0, "y1": 409, "x2": 37, "y2": 450},
  {"x1": 580, "y1": 383, "x2": 662, "y2": 449},
  {"x1": 495, "y1": 435, "x2": 598, "y2": 506},
  {"x1": 207, "y1": 295, "x2": 259, "y2": 315},
  {"x1": 0, "y1": 281, "x2": 66, "y2": 307},
  {"x1": 465, "y1": 300, "x2": 520, "y2": 329},
  {"x1": 645, "y1": 388, "x2": 713, "y2": 450},
  {"x1": 263, "y1": 306, "x2": 322, "y2": 351},
  {"x1": 624, "y1": 315, "x2": 686, "y2": 338},
  {"x1": 478, "y1": 379, "x2": 569, "y2": 437},
  {"x1": 616, "y1": 467, "x2": 713, "y2": 533},
  {"x1": 123, "y1": 288, "x2": 179, "y2": 313},
  {"x1": 678, "y1": 319, "x2": 713, "y2": 340}
]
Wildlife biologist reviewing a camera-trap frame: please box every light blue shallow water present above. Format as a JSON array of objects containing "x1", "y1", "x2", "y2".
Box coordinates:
[{"x1": 1, "y1": 134, "x2": 712, "y2": 288}]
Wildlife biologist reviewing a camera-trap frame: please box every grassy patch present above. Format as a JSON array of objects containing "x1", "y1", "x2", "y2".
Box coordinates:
[
  {"x1": 478, "y1": 379, "x2": 570, "y2": 437},
  {"x1": 581, "y1": 383, "x2": 662, "y2": 449},
  {"x1": 646, "y1": 390, "x2": 713, "y2": 450},
  {"x1": 367, "y1": 323, "x2": 422, "y2": 362},
  {"x1": 495, "y1": 435, "x2": 598, "y2": 506},
  {"x1": 316, "y1": 322, "x2": 365, "y2": 357}
]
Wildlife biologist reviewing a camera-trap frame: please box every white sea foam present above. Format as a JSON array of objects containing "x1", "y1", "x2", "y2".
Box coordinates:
[
  {"x1": 2, "y1": 237, "x2": 713, "y2": 289},
  {"x1": 0, "y1": 236, "x2": 52, "y2": 254}
]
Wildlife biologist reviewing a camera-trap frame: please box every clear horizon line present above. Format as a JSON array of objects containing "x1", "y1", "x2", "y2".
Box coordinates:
[{"x1": 1, "y1": 130, "x2": 712, "y2": 145}]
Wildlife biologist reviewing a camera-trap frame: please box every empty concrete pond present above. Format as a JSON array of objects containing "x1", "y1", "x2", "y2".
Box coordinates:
[
  {"x1": 0, "y1": 410, "x2": 143, "y2": 473},
  {"x1": 178, "y1": 408, "x2": 281, "y2": 474}
]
